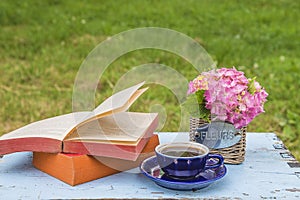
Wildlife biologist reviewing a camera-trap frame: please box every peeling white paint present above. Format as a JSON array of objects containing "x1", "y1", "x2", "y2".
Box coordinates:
[{"x1": 0, "y1": 133, "x2": 299, "y2": 199}]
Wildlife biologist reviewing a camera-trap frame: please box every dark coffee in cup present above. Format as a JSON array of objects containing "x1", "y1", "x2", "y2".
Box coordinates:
[{"x1": 160, "y1": 146, "x2": 206, "y2": 157}]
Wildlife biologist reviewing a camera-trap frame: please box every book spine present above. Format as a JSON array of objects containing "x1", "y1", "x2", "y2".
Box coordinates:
[{"x1": 0, "y1": 138, "x2": 62, "y2": 155}]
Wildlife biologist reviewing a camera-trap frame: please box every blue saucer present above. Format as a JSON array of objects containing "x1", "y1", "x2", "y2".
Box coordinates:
[{"x1": 140, "y1": 156, "x2": 227, "y2": 191}]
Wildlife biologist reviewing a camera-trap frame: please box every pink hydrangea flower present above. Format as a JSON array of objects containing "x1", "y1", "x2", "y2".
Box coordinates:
[
  {"x1": 187, "y1": 67, "x2": 268, "y2": 129},
  {"x1": 187, "y1": 75, "x2": 208, "y2": 94}
]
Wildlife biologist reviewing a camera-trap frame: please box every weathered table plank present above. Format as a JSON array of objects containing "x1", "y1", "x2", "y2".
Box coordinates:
[{"x1": 0, "y1": 132, "x2": 299, "y2": 199}]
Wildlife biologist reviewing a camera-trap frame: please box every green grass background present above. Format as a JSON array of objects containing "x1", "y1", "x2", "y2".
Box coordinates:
[{"x1": 1, "y1": 0, "x2": 299, "y2": 159}]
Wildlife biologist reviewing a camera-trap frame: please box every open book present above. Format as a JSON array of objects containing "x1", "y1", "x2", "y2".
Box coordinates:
[{"x1": 0, "y1": 82, "x2": 159, "y2": 161}]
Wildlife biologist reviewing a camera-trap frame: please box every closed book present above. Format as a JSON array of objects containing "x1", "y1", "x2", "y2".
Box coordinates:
[{"x1": 32, "y1": 134, "x2": 159, "y2": 186}]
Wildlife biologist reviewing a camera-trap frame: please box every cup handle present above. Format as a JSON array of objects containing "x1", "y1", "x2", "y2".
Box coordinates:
[{"x1": 204, "y1": 154, "x2": 224, "y2": 170}]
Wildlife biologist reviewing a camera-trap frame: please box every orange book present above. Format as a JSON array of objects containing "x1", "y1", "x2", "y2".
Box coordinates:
[{"x1": 33, "y1": 135, "x2": 159, "y2": 186}]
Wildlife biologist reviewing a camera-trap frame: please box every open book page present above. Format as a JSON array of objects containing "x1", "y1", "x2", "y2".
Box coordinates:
[
  {"x1": 96, "y1": 87, "x2": 148, "y2": 118},
  {"x1": 74, "y1": 87, "x2": 148, "y2": 126},
  {"x1": 63, "y1": 82, "x2": 147, "y2": 140},
  {"x1": 92, "y1": 81, "x2": 145, "y2": 116},
  {"x1": 0, "y1": 112, "x2": 90, "y2": 141},
  {"x1": 64, "y1": 112, "x2": 158, "y2": 143}
]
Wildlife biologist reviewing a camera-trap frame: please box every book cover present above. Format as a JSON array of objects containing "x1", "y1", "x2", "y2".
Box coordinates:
[{"x1": 33, "y1": 135, "x2": 159, "y2": 186}]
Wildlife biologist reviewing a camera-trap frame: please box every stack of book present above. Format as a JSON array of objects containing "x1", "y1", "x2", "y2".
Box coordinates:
[{"x1": 0, "y1": 82, "x2": 159, "y2": 186}]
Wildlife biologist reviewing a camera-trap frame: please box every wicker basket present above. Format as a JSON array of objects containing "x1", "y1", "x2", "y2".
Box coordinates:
[{"x1": 189, "y1": 117, "x2": 246, "y2": 164}]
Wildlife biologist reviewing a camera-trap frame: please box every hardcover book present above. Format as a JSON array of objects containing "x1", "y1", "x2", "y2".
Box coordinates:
[
  {"x1": 0, "y1": 82, "x2": 158, "y2": 160},
  {"x1": 32, "y1": 135, "x2": 159, "y2": 186}
]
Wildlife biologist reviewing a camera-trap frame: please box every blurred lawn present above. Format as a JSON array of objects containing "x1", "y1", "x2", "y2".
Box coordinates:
[{"x1": 0, "y1": 0, "x2": 299, "y2": 159}]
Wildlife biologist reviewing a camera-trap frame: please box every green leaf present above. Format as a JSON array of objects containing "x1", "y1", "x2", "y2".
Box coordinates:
[
  {"x1": 181, "y1": 92, "x2": 210, "y2": 121},
  {"x1": 248, "y1": 77, "x2": 257, "y2": 95}
]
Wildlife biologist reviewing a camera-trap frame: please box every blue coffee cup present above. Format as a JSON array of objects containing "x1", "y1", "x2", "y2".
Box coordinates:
[{"x1": 155, "y1": 142, "x2": 224, "y2": 179}]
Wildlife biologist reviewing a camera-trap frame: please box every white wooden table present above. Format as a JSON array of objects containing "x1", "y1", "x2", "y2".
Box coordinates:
[{"x1": 1, "y1": 132, "x2": 300, "y2": 199}]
